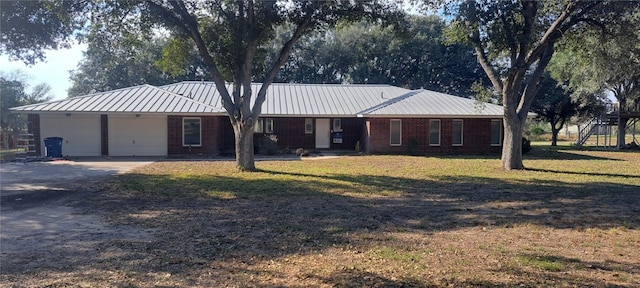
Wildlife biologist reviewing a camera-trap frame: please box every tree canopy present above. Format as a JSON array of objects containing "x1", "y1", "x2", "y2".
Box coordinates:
[
  {"x1": 437, "y1": 0, "x2": 638, "y2": 170},
  {"x1": 267, "y1": 15, "x2": 488, "y2": 97},
  {"x1": 0, "y1": 71, "x2": 54, "y2": 149},
  {"x1": 0, "y1": 0, "x2": 88, "y2": 65}
]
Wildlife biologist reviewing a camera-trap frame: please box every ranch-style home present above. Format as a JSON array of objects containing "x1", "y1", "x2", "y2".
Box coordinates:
[{"x1": 10, "y1": 81, "x2": 505, "y2": 157}]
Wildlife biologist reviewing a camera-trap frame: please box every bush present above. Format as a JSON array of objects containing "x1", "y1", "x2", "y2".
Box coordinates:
[
  {"x1": 258, "y1": 134, "x2": 279, "y2": 155},
  {"x1": 522, "y1": 137, "x2": 532, "y2": 154},
  {"x1": 530, "y1": 127, "x2": 546, "y2": 136}
]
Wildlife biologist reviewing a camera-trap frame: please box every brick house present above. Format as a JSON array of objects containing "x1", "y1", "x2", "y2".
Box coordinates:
[{"x1": 11, "y1": 82, "x2": 505, "y2": 157}]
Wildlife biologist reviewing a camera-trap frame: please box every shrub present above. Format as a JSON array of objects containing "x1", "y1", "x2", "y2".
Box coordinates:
[
  {"x1": 522, "y1": 137, "x2": 532, "y2": 154},
  {"x1": 259, "y1": 134, "x2": 279, "y2": 155},
  {"x1": 531, "y1": 127, "x2": 546, "y2": 136}
]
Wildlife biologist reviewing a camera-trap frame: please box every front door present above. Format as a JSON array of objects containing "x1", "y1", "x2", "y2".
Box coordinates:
[{"x1": 316, "y1": 118, "x2": 330, "y2": 149}]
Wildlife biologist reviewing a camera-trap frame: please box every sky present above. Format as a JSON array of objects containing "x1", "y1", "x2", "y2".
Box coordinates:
[{"x1": 0, "y1": 44, "x2": 87, "y2": 100}]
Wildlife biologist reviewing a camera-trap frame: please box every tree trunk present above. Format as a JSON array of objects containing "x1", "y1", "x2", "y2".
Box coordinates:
[
  {"x1": 551, "y1": 126, "x2": 559, "y2": 146},
  {"x1": 617, "y1": 117, "x2": 628, "y2": 148},
  {"x1": 233, "y1": 122, "x2": 256, "y2": 171},
  {"x1": 501, "y1": 113, "x2": 525, "y2": 170}
]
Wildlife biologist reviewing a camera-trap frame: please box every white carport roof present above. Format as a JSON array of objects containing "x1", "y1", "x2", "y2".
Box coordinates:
[
  {"x1": 9, "y1": 84, "x2": 224, "y2": 114},
  {"x1": 359, "y1": 89, "x2": 504, "y2": 118}
]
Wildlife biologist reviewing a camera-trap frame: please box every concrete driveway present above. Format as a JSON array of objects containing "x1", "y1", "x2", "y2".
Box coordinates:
[
  {"x1": 0, "y1": 157, "x2": 159, "y2": 196},
  {"x1": 1, "y1": 157, "x2": 160, "y2": 276}
]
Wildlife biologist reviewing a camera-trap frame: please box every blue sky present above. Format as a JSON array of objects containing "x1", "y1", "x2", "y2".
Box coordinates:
[{"x1": 0, "y1": 44, "x2": 86, "y2": 100}]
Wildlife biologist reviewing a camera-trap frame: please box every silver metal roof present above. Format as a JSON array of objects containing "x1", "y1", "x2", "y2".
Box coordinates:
[
  {"x1": 10, "y1": 82, "x2": 507, "y2": 118},
  {"x1": 10, "y1": 84, "x2": 224, "y2": 114},
  {"x1": 359, "y1": 89, "x2": 504, "y2": 118},
  {"x1": 160, "y1": 81, "x2": 411, "y2": 116}
]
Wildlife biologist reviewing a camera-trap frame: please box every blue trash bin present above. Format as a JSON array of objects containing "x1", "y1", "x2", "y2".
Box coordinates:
[{"x1": 44, "y1": 137, "x2": 63, "y2": 158}]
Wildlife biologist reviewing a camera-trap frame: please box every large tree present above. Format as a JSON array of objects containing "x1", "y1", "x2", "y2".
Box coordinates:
[
  {"x1": 2, "y1": 0, "x2": 405, "y2": 170},
  {"x1": 145, "y1": 1, "x2": 405, "y2": 170},
  {"x1": 438, "y1": 0, "x2": 635, "y2": 170}
]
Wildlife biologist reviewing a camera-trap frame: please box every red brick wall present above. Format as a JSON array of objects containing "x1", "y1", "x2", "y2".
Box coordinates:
[
  {"x1": 168, "y1": 115, "x2": 222, "y2": 155},
  {"x1": 219, "y1": 117, "x2": 365, "y2": 152},
  {"x1": 27, "y1": 114, "x2": 41, "y2": 155},
  {"x1": 367, "y1": 118, "x2": 502, "y2": 154}
]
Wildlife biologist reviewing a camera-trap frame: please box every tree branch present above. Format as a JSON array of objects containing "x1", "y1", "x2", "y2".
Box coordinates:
[
  {"x1": 469, "y1": 24, "x2": 503, "y2": 94},
  {"x1": 148, "y1": 0, "x2": 235, "y2": 117},
  {"x1": 252, "y1": 3, "x2": 319, "y2": 116}
]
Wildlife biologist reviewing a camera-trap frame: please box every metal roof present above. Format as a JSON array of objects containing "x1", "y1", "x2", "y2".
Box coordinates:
[
  {"x1": 9, "y1": 84, "x2": 224, "y2": 114},
  {"x1": 359, "y1": 89, "x2": 504, "y2": 118},
  {"x1": 160, "y1": 81, "x2": 411, "y2": 116},
  {"x1": 10, "y1": 82, "x2": 507, "y2": 118}
]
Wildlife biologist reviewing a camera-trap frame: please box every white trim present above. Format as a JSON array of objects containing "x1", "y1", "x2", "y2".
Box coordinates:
[
  {"x1": 429, "y1": 119, "x2": 441, "y2": 146},
  {"x1": 390, "y1": 119, "x2": 402, "y2": 146},
  {"x1": 183, "y1": 117, "x2": 202, "y2": 147},
  {"x1": 452, "y1": 119, "x2": 463, "y2": 146}
]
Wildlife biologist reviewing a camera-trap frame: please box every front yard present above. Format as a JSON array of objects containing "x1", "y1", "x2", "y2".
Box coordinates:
[{"x1": 2, "y1": 147, "x2": 639, "y2": 287}]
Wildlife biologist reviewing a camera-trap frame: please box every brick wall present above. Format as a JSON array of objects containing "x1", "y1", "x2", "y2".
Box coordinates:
[
  {"x1": 168, "y1": 115, "x2": 222, "y2": 155},
  {"x1": 27, "y1": 114, "x2": 41, "y2": 155},
  {"x1": 367, "y1": 118, "x2": 502, "y2": 154},
  {"x1": 219, "y1": 117, "x2": 366, "y2": 152}
]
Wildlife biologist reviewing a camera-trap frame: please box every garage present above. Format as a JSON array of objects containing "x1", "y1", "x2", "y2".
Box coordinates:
[
  {"x1": 40, "y1": 114, "x2": 102, "y2": 156},
  {"x1": 108, "y1": 114, "x2": 168, "y2": 156}
]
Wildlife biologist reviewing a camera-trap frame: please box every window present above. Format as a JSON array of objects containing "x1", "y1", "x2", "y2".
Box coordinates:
[
  {"x1": 429, "y1": 119, "x2": 440, "y2": 146},
  {"x1": 265, "y1": 118, "x2": 274, "y2": 134},
  {"x1": 254, "y1": 118, "x2": 263, "y2": 133},
  {"x1": 305, "y1": 118, "x2": 313, "y2": 134},
  {"x1": 183, "y1": 117, "x2": 201, "y2": 146},
  {"x1": 333, "y1": 118, "x2": 342, "y2": 131},
  {"x1": 390, "y1": 119, "x2": 402, "y2": 146},
  {"x1": 452, "y1": 119, "x2": 463, "y2": 146},
  {"x1": 491, "y1": 119, "x2": 502, "y2": 146}
]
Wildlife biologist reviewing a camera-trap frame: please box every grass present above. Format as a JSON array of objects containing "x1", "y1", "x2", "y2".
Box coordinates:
[{"x1": 2, "y1": 145, "x2": 639, "y2": 287}]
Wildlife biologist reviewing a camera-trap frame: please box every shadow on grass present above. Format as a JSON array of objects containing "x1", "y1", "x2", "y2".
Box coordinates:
[
  {"x1": 496, "y1": 253, "x2": 640, "y2": 286},
  {"x1": 526, "y1": 167, "x2": 640, "y2": 179},
  {"x1": 3, "y1": 167, "x2": 639, "y2": 287}
]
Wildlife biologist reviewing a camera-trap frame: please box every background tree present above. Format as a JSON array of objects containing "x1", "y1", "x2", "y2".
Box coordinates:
[
  {"x1": 437, "y1": 0, "x2": 635, "y2": 170},
  {"x1": 0, "y1": 71, "x2": 54, "y2": 149},
  {"x1": 530, "y1": 75, "x2": 605, "y2": 146},
  {"x1": 68, "y1": 27, "x2": 208, "y2": 97},
  {"x1": 268, "y1": 15, "x2": 487, "y2": 97},
  {"x1": 548, "y1": 9, "x2": 640, "y2": 148}
]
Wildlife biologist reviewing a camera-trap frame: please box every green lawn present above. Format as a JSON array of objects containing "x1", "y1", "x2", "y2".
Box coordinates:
[{"x1": 5, "y1": 147, "x2": 640, "y2": 287}]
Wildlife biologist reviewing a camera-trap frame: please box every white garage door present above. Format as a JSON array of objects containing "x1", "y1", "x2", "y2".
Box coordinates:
[
  {"x1": 40, "y1": 114, "x2": 101, "y2": 156},
  {"x1": 109, "y1": 115, "x2": 167, "y2": 156}
]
